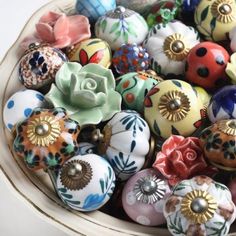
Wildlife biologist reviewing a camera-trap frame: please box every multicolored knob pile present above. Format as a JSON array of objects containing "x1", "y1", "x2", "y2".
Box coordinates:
[{"x1": 5, "y1": 0, "x2": 236, "y2": 235}]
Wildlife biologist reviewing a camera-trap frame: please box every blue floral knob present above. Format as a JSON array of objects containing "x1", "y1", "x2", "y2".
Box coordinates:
[{"x1": 56, "y1": 154, "x2": 116, "y2": 211}]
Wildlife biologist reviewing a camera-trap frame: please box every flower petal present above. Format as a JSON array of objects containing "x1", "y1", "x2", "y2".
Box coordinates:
[
  {"x1": 53, "y1": 36, "x2": 71, "y2": 48},
  {"x1": 161, "y1": 135, "x2": 185, "y2": 156},
  {"x1": 39, "y1": 11, "x2": 62, "y2": 23},
  {"x1": 36, "y1": 22, "x2": 55, "y2": 42},
  {"x1": 69, "y1": 107, "x2": 103, "y2": 126},
  {"x1": 54, "y1": 14, "x2": 69, "y2": 41},
  {"x1": 45, "y1": 83, "x2": 78, "y2": 114},
  {"x1": 100, "y1": 90, "x2": 122, "y2": 121},
  {"x1": 56, "y1": 62, "x2": 82, "y2": 95}
]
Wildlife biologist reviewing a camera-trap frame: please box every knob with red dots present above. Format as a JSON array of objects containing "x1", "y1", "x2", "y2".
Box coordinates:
[
  {"x1": 112, "y1": 43, "x2": 150, "y2": 75},
  {"x1": 185, "y1": 42, "x2": 230, "y2": 89}
]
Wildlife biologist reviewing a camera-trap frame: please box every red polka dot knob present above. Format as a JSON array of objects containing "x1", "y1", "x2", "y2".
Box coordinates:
[{"x1": 185, "y1": 42, "x2": 230, "y2": 89}]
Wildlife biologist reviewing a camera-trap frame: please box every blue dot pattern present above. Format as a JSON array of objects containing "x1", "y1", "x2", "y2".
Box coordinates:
[
  {"x1": 7, "y1": 100, "x2": 14, "y2": 109},
  {"x1": 76, "y1": 0, "x2": 116, "y2": 22},
  {"x1": 24, "y1": 108, "x2": 32, "y2": 117},
  {"x1": 8, "y1": 123, "x2": 13, "y2": 130},
  {"x1": 36, "y1": 93, "x2": 44, "y2": 101}
]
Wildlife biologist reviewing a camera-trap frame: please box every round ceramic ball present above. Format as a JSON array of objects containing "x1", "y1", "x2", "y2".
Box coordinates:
[
  {"x1": 116, "y1": 71, "x2": 161, "y2": 112},
  {"x1": 68, "y1": 38, "x2": 112, "y2": 68},
  {"x1": 185, "y1": 42, "x2": 229, "y2": 89},
  {"x1": 56, "y1": 154, "x2": 116, "y2": 212},
  {"x1": 3, "y1": 89, "x2": 46, "y2": 131},
  {"x1": 144, "y1": 80, "x2": 205, "y2": 138},
  {"x1": 112, "y1": 44, "x2": 150, "y2": 75},
  {"x1": 122, "y1": 168, "x2": 171, "y2": 226},
  {"x1": 228, "y1": 178, "x2": 236, "y2": 205},
  {"x1": 19, "y1": 44, "x2": 67, "y2": 89},
  {"x1": 207, "y1": 85, "x2": 236, "y2": 123}
]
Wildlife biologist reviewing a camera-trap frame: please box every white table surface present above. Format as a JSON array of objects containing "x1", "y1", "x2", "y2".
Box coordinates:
[{"x1": 0, "y1": 1, "x2": 68, "y2": 235}]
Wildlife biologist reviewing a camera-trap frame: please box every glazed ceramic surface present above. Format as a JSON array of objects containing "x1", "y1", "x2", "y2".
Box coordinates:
[
  {"x1": 185, "y1": 42, "x2": 229, "y2": 89},
  {"x1": 68, "y1": 38, "x2": 112, "y2": 68},
  {"x1": 226, "y1": 53, "x2": 236, "y2": 84},
  {"x1": 143, "y1": 21, "x2": 200, "y2": 76},
  {"x1": 116, "y1": 0, "x2": 159, "y2": 15},
  {"x1": 0, "y1": 1, "x2": 172, "y2": 235},
  {"x1": 19, "y1": 44, "x2": 67, "y2": 89},
  {"x1": 200, "y1": 119, "x2": 236, "y2": 170},
  {"x1": 13, "y1": 107, "x2": 80, "y2": 171},
  {"x1": 100, "y1": 110, "x2": 150, "y2": 181},
  {"x1": 45, "y1": 62, "x2": 122, "y2": 126},
  {"x1": 122, "y1": 168, "x2": 171, "y2": 226},
  {"x1": 116, "y1": 71, "x2": 160, "y2": 113},
  {"x1": 3, "y1": 89, "x2": 46, "y2": 131},
  {"x1": 75, "y1": 0, "x2": 116, "y2": 23},
  {"x1": 194, "y1": 0, "x2": 236, "y2": 41},
  {"x1": 95, "y1": 6, "x2": 148, "y2": 50},
  {"x1": 207, "y1": 85, "x2": 236, "y2": 123},
  {"x1": 112, "y1": 43, "x2": 150, "y2": 75},
  {"x1": 164, "y1": 176, "x2": 236, "y2": 236},
  {"x1": 144, "y1": 80, "x2": 205, "y2": 139},
  {"x1": 56, "y1": 154, "x2": 116, "y2": 211},
  {"x1": 76, "y1": 142, "x2": 97, "y2": 156}
]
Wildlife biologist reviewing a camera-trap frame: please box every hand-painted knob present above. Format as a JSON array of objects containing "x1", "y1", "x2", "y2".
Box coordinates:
[
  {"x1": 146, "y1": 1, "x2": 181, "y2": 28},
  {"x1": 143, "y1": 21, "x2": 200, "y2": 76},
  {"x1": 228, "y1": 177, "x2": 236, "y2": 205},
  {"x1": 144, "y1": 80, "x2": 205, "y2": 139},
  {"x1": 200, "y1": 119, "x2": 236, "y2": 171},
  {"x1": 112, "y1": 43, "x2": 150, "y2": 75},
  {"x1": 116, "y1": 71, "x2": 161, "y2": 113},
  {"x1": 194, "y1": 0, "x2": 236, "y2": 41},
  {"x1": 116, "y1": 0, "x2": 159, "y2": 15},
  {"x1": 95, "y1": 6, "x2": 148, "y2": 50},
  {"x1": 19, "y1": 43, "x2": 67, "y2": 90},
  {"x1": 67, "y1": 38, "x2": 112, "y2": 68},
  {"x1": 76, "y1": 142, "x2": 97, "y2": 156},
  {"x1": 226, "y1": 53, "x2": 236, "y2": 84},
  {"x1": 164, "y1": 176, "x2": 236, "y2": 236},
  {"x1": 13, "y1": 107, "x2": 80, "y2": 170},
  {"x1": 56, "y1": 154, "x2": 116, "y2": 211},
  {"x1": 95, "y1": 110, "x2": 150, "y2": 181},
  {"x1": 194, "y1": 86, "x2": 211, "y2": 109},
  {"x1": 122, "y1": 168, "x2": 171, "y2": 226},
  {"x1": 75, "y1": 0, "x2": 116, "y2": 23},
  {"x1": 3, "y1": 89, "x2": 46, "y2": 131},
  {"x1": 185, "y1": 42, "x2": 230, "y2": 89},
  {"x1": 207, "y1": 85, "x2": 236, "y2": 123}
]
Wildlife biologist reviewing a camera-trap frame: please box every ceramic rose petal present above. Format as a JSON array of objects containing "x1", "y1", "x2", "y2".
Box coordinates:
[
  {"x1": 54, "y1": 14, "x2": 69, "y2": 41},
  {"x1": 39, "y1": 11, "x2": 61, "y2": 23},
  {"x1": 36, "y1": 22, "x2": 55, "y2": 42}
]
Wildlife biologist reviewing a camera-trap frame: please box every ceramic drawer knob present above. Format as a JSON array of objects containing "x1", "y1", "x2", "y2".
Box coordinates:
[
  {"x1": 229, "y1": 27, "x2": 236, "y2": 52},
  {"x1": 194, "y1": 86, "x2": 211, "y2": 109},
  {"x1": 76, "y1": 0, "x2": 116, "y2": 23},
  {"x1": 143, "y1": 21, "x2": 200, "y2": 76},
  {"x1": 67, "y1": 38, "x2": 112, "y2": 68},
  {"x1": 45, "y1": 62, "x2": 122, "y2": 126},
  {"x1": 228, "y1": 177, "x2": 236, "y2": 205},
  {"x1": 94, "y1": 110, "x2": 150, "y2": 181},
  {"x1": 13, "y1": 107, "x2": 80, "y2": 171},
  {"x1": 19, "y1": 43, "x2": 68, "y2": 90},
  {"x1": 207, "y1": 85, "x2": 236, "y2": 123},
  {"x1": 122, "y1": 168, "x2": 171, "y2": 226},
  {"x1": 144, "y1": 80, "x2": 205, "y2": 139},
  {"x1": 112, "y1": 43, "x2": 150, "y2": 75},
  {"x1": 146, "y1": 1, "x2": 181, "y2": 28},
  {"x1": 116, "y1": 71, "x2": 162, "y2": 113},
  {"x1": 185, "y1": 42, "x2": 230, "y2": 89},
  {"x1": 3, "y1": 89, "x2": 46, "y2": 131},
  {"x1": 116, "y1": 0, "x2": 159, "y2": 15},
  {"x1": 194, "y1": 0, "x2": 236, "y2": 42},
  {"x1": 164, "y1": 176, "x2": 236, "y2": 236},
  {"x1": 200, "y1": 119, "x2": 236, "y2": 171},
  {"x1": 95, "y1": 6, "x2": 148, "y2": 50},
  {"x1": 153, "y1": 135, "x2": 215, "y2": 186},
  {"x1": 56, "y1": 154, "x2": 116, "y2": 211}
]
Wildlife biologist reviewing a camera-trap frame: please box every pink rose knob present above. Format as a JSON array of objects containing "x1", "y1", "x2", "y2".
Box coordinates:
[{"x1": 122, "y1": 168, "x2": 171, "y2": 226}]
